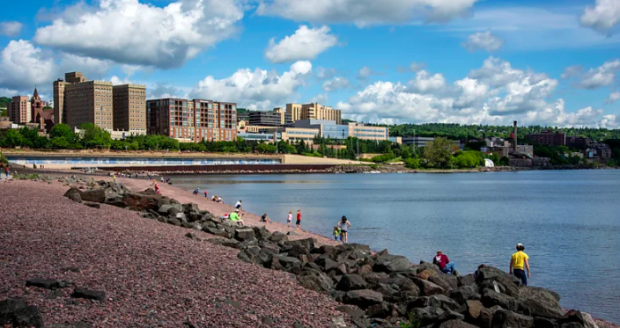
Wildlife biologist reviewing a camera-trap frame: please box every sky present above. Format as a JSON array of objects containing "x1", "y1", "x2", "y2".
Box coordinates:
[{"x1": 1, "y1": 0, "x2": 620, "y2": 128}]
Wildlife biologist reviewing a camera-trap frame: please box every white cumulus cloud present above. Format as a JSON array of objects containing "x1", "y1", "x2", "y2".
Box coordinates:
[
  {"x1": 336, "y1": 57, "x2": 609, "y2": 127},
  {"x1": 0, "y1": 40, "x2": 112, "y2": 95},
  {"x1": 34, "y1": 0, "x2": 244, "y2": 68},
  {"x1": 581, "y1": 0, "x2": 620, "y2": 35},
  {"x1": 607, "y1": 91, "x2": 620, "y2": 103},
  {"x1": 462, "y1": 31, "x2": 504, "y2": 52},
  {"x1": 579, "y1": 59, "x2": 620, "y2": 89},
  {"x1": 0, "y1": 21, "x2": 23, "y2": 37},
  {"x1": 190, "y1": 61, "x2": 312, "y2": 110},
  {"x1": 265, "y1": 25, "x2": 338, "y2": 64},
  {"x1": 256, "y1": 0, "x2": 480, "y2": 27}
]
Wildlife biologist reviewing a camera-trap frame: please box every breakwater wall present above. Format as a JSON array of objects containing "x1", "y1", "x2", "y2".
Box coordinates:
[{"x1": 99, "y1": 164, "x2": 337, "y2": 173}]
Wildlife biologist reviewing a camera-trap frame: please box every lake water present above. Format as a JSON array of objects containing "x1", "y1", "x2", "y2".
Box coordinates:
[{"x1": 173, "y1": 170, "x2": 620, "y2": 323}]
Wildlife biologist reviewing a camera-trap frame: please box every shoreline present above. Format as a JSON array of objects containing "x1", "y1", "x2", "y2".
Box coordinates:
[{"x1": 4, "y1": 173, "x2": 619, "y2": 327}]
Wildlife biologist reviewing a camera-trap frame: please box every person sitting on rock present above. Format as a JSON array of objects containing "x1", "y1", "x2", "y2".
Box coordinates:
[
  {"x1": 433, "y1": 251, "x2": 458, "y2": 276},
  {"x1": 474, "y1": 264, "x2": 486, "y2": 280},
  {"x1": 510, "y1": 243, "x2": 530, "y2": 285},
  {"x1": 229, "y1": 209, "x2": 244, "y2": 226},
  {"x1": 193, "y1": 186, "x2": 200, "y2": 195}
]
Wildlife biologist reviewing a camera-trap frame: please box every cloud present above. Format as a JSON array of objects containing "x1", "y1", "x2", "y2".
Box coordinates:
[
  {"x1": 34, "y1": 0, "x2": 244, "y2": 68},
  {"x1": 0, "y1": 40, "x2": 112, "y2": 95},
  {"x1": 607, "y1": 91, "x2": 620, "y2": 103},
  {"x1": 322, "y1": 77, "x2": 351, "y2": 92},
  {"x1": 462, "y1": 30, "x2": 504, "y2": 52},
  {"x1": 358, "y1": 66, "x2": 382, "y2": 79},
  {"x1": 600, "y1": 114, "x2": 620, "y2": 128},
  {"x1": 336, "y1": 57, "x2": 608, "y2": 127},
  {"x1": 190, "y1": 61, "x2": 312, "y2": 110},
  {"x1": 0, "y1": 21, "x2": 23, "y2": 37},
  {"x1": 397, "y1": 61, "x2": 427, "y2": 73},
  {"x1": 265, "y1": 25, "x2": 337, "y2": 64},
  {"x1": 563, "y1": 59, "x2": 620, "y2": 89},
  {"x1": 256, "y1": 0, "x2": 480, "y2": 27},
  {"x1": 316, "y1": 67, "x2": 337, "y2": 80},
  {"x1": 580, "y1": 0, "x2": 620, "y2": 35},
  {"x1": 408, "y1": 70, "x2": 447, "y2": 94},
  {"x1": 148, "y1": 83, "x2": 188, "y2": 99}
]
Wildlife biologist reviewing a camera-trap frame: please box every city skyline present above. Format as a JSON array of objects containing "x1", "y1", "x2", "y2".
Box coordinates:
[{"x1": 0, "y1": 0, "x2": 619, "y2": 128}]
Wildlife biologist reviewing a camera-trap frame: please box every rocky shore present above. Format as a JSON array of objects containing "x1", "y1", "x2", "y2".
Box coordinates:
[{"x1": 1, "y1": 175, "x2": 618, "y2": 328}]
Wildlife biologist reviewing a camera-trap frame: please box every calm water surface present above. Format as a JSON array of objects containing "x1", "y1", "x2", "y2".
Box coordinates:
[{"x1": 173, "y1": 170, "x2": 620, "y2": 323}]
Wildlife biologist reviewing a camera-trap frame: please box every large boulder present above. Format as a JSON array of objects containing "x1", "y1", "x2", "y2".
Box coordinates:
[
  {"x1": 235, "y1": 228, "x2": 256, "y2": 241},
  {"x1": 492, "y1": 309, "x2": 534, "y2": 328},
  {"x1": 407, "y1": 295, "x2": 460, "y2": 312},
  {"x1": 0, "y1": 298, "x2": 44, "y2": 328},
  {"x1": 297, "y1": 271, "x2": 334, "y2": 292},
  {"x1": 411, "y1": 306, "x2": 446, "y2": 326},
  {"x1": 439, "y1": 320, "x2": 478, "y2": 328},
  {"x1": 373, "y1": 254, "x2": 411, "y2": 273},
  {"x1": 122, "y1": 192, "x2": 160, "y2": 211},
  {"x1": 458, "y1": 274, "x2": 476, "y2": 287},
  {"x1": 518, "y1": 298, "x2": 564, "y2": 319},
  {"x1": 63, "y1": 188, "x2": 82, "y2": 203},
  {"x1": 450, "y1": 284, "x2": 480, "y2": 304},
  {"x1": 562, "y1": 310, "x2": 600, "y2": 328},
  {"x1": 253, "y1": 226, "x2": 272, "y2": 241},
  {"x1": 336, "y1": 274, "x2": 369, "y2": 291},
  {"x1": 413, "y1": 278, "x2": 445, "y2": 296},
  {"x1": 158, "y1": 203, "x2": 183, "y2": 214},
  {"x1": 284, "y1": 238, "x2": 317, "y2": 252},
  {"x1": 273, "y1": 254, "x2": 302, "y2": 273},
  {"x1": 270, "y1": 232, "x2": 288, "y2": 243},
  {"x1": 481, "y1": 289, "x2": 518, "y2": 311},
  {"x1": 465, "y1": 300, "x2": 484, "y2": 321},
  {"x1": 518, "y1": 286, "x2": 561, "y2": 307},
  {"x1": 343, "y1": 289, "x2": 383, "y2": 308}
]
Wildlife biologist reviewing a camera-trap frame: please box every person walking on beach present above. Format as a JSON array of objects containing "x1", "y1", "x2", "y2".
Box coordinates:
[
  {"x1": 296, "y1": 210, "x2": 302, "y2": 229},
  {"x1": 287, "y1": 211, "x2": 293, "y2": 228},
  {"x1": 204, "y1": 190, "x2": 208, "y2": 198},
  {"x1": 510, "y1": 243, "x2": 530, "y2": 285},
  {"x1": 337, "y1": 216, "x2": 351, "y2": 244},
  {"x1": 235, "y1": 200, "x2": 243, "y2": 210},
  {"x1": 433, "y1": 251, "x2": 458, "y2": 275},
  {"x1": 5, "y1": 163, "x2": 10, "y2": 179}
]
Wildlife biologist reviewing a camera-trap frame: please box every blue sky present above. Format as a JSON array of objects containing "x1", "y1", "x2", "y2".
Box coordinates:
[{"x1": 1, "y1": 0, "x2": 620, "y2": 127}]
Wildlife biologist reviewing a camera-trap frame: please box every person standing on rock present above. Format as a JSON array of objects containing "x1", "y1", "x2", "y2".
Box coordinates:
[
  {"x1": 296, "y1": 210, "x2": 302, "y2": 229},
  {"x1": 287, "y1": 211, "x2": 293, "y2": 227},
  {"x1": 337, "y1": 216, "x2": 351, "y2": 244},
  {"x1": 510, "y1": 243, "x2": 530, "y2": 285}
]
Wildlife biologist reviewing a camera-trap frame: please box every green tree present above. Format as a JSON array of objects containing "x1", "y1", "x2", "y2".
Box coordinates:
[
  {"x1": 79, "y1": 123, "x2": 113, "y2": 149},
  {"x1": 423, "y1": 137, "x2": 458, "y2": 168},
  {"x1": 404, "y1": 158, "x2": 420, "y2": 169}
]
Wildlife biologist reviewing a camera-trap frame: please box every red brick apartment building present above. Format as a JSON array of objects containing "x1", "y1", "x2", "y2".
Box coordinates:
[{"x1": 146, "y1": 98, "x2": 237, "y2": 142}]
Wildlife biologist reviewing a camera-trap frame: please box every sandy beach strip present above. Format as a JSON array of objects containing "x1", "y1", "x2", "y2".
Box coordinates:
[{"x1": 0, "y1": 180, "x2": 350, "y2": 327}]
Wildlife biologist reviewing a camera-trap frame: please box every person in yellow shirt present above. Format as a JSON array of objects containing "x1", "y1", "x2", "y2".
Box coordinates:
[{"x1": 510, "y1": 243, "x2": 530, "y2": 285}]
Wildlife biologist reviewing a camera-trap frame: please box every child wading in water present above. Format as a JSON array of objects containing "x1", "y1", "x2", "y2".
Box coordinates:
[
  {"x1": 333, "y1": 226, "x2": 342, "y2": 242},
  {"x1": 287, "y1": 211, "x2": 293, "y2": 228}
]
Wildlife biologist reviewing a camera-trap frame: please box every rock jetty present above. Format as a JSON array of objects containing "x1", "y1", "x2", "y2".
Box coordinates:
[{"x1": 46, "y1": 180, "x2": 604, "y2": 328}]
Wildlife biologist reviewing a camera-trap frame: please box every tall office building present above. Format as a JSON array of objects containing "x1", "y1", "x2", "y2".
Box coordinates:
[
  {"x1": 65, "y1": 80, "x2": 114, "y2": 130},
  {"x1": 54, "y1": 72, "x2": 88, "y2": 125},
  {"x1": 113, "y1": 84, "x2": 146, "y2": 132},
  {"x1": 147, "y1": 98, "x2": 237, "y2": 142},
  {"x1": 8, "y1": 96, "x2": 31, "y2": 124},
  {"x1": 285, "y1": 102, "x2": 342, "y2": 124}
]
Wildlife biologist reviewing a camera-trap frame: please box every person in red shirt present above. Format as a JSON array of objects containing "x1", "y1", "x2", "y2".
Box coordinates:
[
  {"x1": 433, "y1": 250, "x2": 457, "y2": 275},
  {"x1": 296, "y1": 210, "x2": 301, "y2": 229}
]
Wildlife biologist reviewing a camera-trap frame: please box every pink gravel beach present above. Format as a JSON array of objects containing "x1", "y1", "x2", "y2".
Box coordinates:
[{"x1": 0, "y1": 180, "x2": 351, "y2": 327}]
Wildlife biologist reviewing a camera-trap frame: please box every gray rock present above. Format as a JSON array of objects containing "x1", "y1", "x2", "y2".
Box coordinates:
[
  {"x1": 235, "y1": 228, "x2": 256, "y2": 241},
  {"x1": 492, "y1": 309, "x2": 533, "y2": 328},
  {"x1": 25, "y1": 278, "x2": 68, "y2": 290},
  {"x1": 373, "y1": 254, "x2": 411, "y2": 273},
  {"x1": 297, "y1": 271, "x2": 334, "y2": 292},
  {"x1": 413, "y1": 278, "x2": 445, "y2": 296},
  {"x1": 438, "y1": 320, "x2": 478, "y2": 328},
  {"x1": 63, "y1": 188, "x2": 82, "y2": 203},
  {"x1": 481, "y1": 288, "x2": 518, "y2": 311},
  {"x1": 336, "y1": 274, "x2": 369, "y2": 291},
  {"x1": 71, "y1": 288, "x2": 106, "y2": 302},
  {"x1": 344, "y1": 289, "x2": 383, "y2": 308}
]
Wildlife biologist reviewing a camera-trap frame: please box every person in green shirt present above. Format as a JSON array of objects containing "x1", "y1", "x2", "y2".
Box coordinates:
[
  {"x1": 229, "y1": 209, "x2": 244, "y2": 226},
  {"x1": 333, "y1": 226, "x2": 341, "y2": 242}
]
